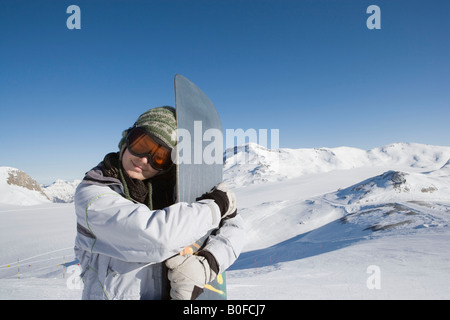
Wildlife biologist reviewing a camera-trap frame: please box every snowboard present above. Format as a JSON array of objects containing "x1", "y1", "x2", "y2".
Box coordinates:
[{"x1": 173, "y1": 74, "x2": 226, "y2": 300}]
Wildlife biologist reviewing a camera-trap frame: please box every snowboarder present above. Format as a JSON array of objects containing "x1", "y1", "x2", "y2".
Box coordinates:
[{"x1": 74, "y1": 106, "x2": 245, "y2": 300}]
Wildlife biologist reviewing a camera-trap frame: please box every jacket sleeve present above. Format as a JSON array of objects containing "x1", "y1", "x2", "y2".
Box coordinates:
[
  {"x1": 74, "y1": 182, "x2": 221, "y2": 263},
  {"x1": 200, "y1": 213, "x2": 246, "y2": 274}
]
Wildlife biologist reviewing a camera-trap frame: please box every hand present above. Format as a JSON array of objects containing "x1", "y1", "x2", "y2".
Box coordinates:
[
  {"x1": 197, "y1": 182, "x2": 237, "y2": 219},
  {"x1": 165, "y1": 254, "x2": 217, "y2": 300}
]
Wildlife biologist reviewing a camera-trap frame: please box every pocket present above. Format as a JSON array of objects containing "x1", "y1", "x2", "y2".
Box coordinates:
[{"x1": 103, "y1": 259, "x2": 141, "y2": 300}]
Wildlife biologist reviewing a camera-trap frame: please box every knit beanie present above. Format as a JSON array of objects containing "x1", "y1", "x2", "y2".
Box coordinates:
[{"x1": 118, "y1": 106, "x2": 177, "y2": 158}]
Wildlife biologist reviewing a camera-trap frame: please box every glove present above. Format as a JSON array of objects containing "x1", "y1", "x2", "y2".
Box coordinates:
[
  {"x1": 165, "y1": 253, "x2": 217, "y2": 300},
  {"x1": 196, "y1": 182, "x2": 237, "y2": 219}
]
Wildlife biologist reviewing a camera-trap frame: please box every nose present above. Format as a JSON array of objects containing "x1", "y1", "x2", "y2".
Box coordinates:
[
  {"x1": 133, "y1": 153, "x2": 149, "y2": 165},
  {"x1": 139, "y1": 155, "x2": 149, "y2": 164}
]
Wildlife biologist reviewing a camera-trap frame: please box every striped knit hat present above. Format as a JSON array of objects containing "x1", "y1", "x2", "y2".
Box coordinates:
[{"x1": 119, "y1": 106, "x2": 177, "y2": 157}]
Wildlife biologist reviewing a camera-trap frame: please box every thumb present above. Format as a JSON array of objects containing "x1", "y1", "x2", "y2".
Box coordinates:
[{"x1": 165, "y1": 254, "x2": 189, "y2": 269}]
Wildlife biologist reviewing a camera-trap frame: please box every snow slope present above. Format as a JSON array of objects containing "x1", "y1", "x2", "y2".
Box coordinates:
[
  {"x1": 1, "y1": 142, "x2": 450, "y2": 299},
  {"x1": 226, "y1": 144, "x2": 450, "y2": 299},
  {"x1": 0, "y1": 203, "x2": 80, "y2": 299}
]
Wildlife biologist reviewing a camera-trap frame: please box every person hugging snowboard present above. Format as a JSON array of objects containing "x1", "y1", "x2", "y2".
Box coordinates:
[{"x1": 74, "y1": 106, "x2": 245, "y2": 300}]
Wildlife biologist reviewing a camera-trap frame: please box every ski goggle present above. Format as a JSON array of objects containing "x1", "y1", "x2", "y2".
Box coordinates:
[{"x1": 126, "y1": 127, "x2": 173, "y2": 171}]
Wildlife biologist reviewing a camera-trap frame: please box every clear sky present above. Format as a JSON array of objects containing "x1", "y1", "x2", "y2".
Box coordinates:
[{"x1": 1, "y1": 0, "x2": 449, "y2": 184}]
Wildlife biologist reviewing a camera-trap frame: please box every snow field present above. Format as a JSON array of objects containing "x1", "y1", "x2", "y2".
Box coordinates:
[{"x1": 1, "y1": 142, "x2": 450, "y2": 299}]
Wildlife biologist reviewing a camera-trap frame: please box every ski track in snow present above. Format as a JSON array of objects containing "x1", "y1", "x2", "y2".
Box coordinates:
[{"x1": 0, "y1": 247, "x2": 74, "y2": 269}]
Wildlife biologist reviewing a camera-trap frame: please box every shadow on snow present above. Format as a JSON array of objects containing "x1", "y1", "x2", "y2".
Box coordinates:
[{"x1": 229, "y1": 218, "x2": 372, "y2": 271}]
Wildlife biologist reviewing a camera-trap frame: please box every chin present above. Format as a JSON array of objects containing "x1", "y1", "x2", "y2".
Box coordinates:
[
  {"x1": 126, "y1": 167, "x2": 157, "y2": 180},
  {"x1": 128, "y1": 171, "x2": 145, "y2": 180}
]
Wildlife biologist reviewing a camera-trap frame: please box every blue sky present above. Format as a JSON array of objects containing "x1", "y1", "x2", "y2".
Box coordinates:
[{"x1": 1, "y1": 0, "x2": 449, "y2": 184}]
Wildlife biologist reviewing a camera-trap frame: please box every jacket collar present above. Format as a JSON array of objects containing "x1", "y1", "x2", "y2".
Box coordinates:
[{"x1": 83, "y1": 163, "x2": 123, "y2": 187}]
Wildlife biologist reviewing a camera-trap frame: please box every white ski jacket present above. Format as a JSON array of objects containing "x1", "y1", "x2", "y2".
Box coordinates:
[{"x1": 74, "y1": 166, "x2": 245, "y2": 300}]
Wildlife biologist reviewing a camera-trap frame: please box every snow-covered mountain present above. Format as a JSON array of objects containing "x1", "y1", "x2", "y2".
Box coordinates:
[
  {"x1": 234, "y1": 168, "x2": 450, "y2": 251},
  {"x1": 227, "y1": 143, "x2": 450, "y2": 248},
  {"x1": 42, "y1": 180, "x2": 81, "y2": 203},
  {"x1": 0, "y1": 167, "x2": 50, "y2": 205},
  {"x1": 224, "y1": 142, "x2": 450, "y2": 188},
  {"x1": 1, "y1": 142, "x2": 450, "y2": 299},
  {"x1": 226, "y1": 146, "x2": 450, "y2": 299},
  {"x1": 0, "y1": 167, "x2": 80, "y2": 205}
]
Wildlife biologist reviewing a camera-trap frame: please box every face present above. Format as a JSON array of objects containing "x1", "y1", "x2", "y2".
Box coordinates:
[{"x1": 121, "y1": 148, "x2": 159, "y2": 180}]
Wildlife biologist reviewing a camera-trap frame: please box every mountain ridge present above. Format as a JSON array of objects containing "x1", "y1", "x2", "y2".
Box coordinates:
[
  {"x1": 1, "y1": 142, "x2": 450, "y2": 205},
  {"x1": 224, "y1": 142, "x2": 450, "y2": 188}
]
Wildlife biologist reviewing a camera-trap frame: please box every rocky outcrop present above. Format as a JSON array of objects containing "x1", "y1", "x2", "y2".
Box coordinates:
[{"x1": 6, "y1": 168, "x2": 50, "y2": 200}]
